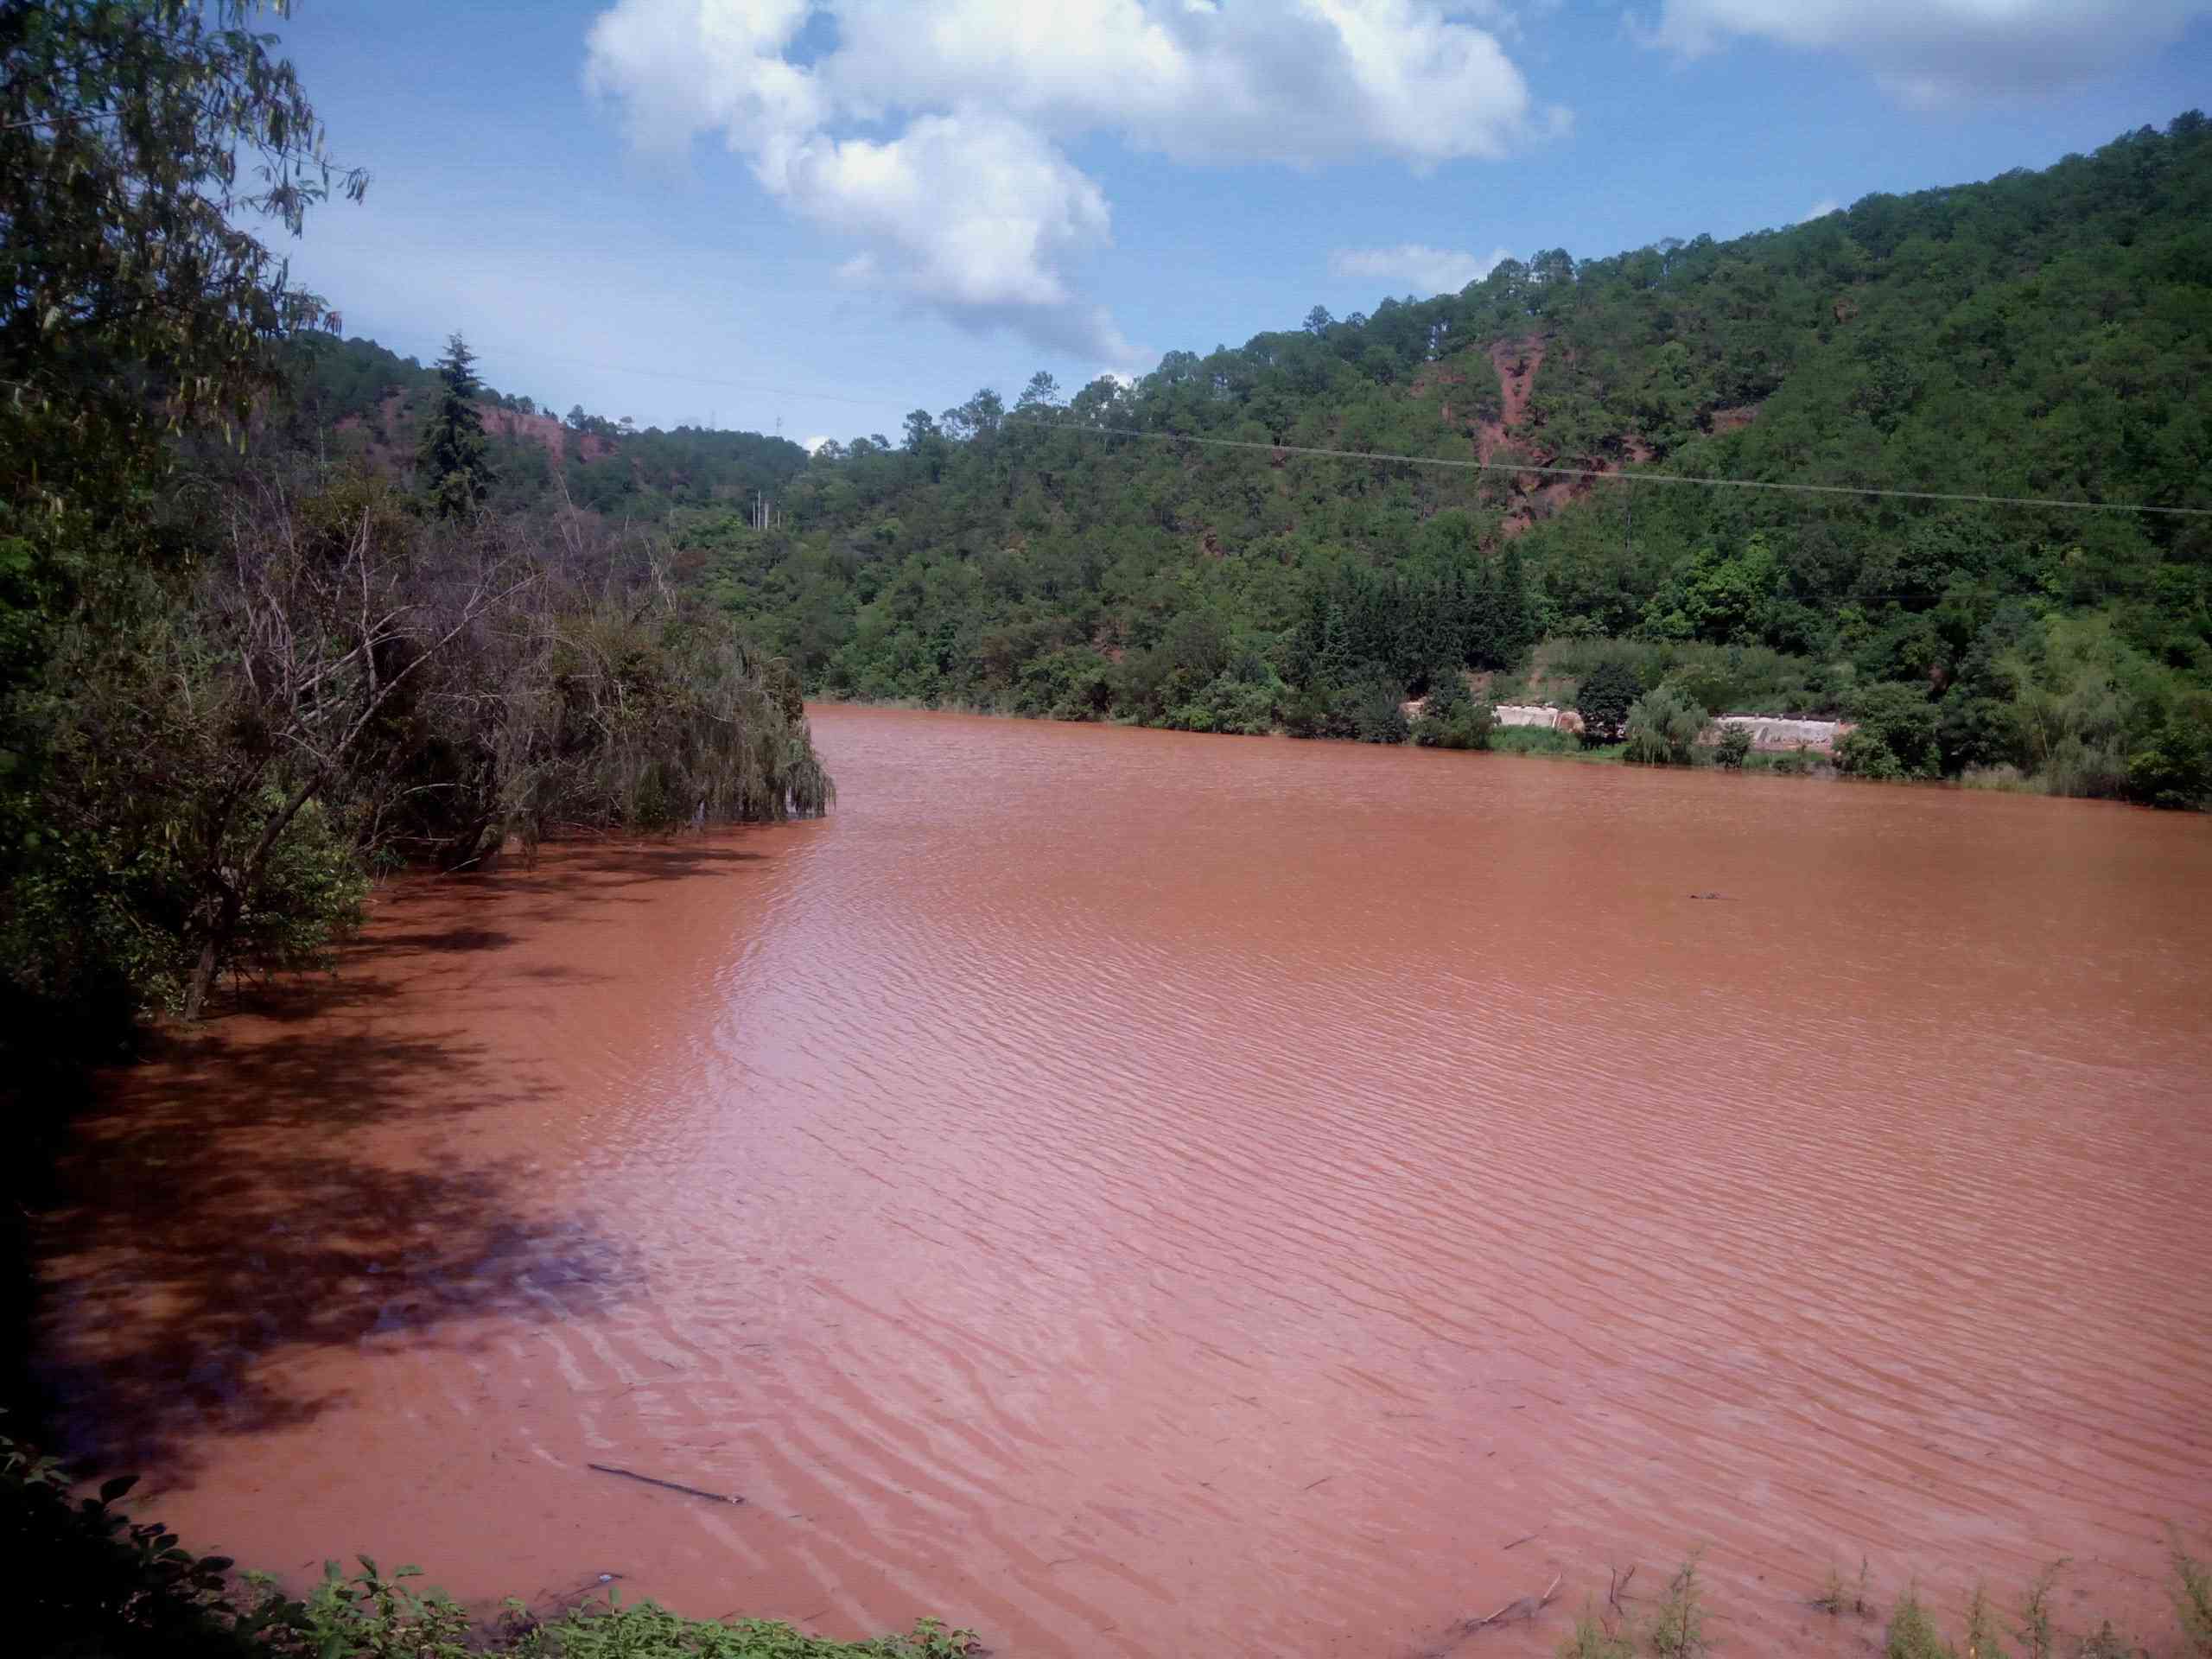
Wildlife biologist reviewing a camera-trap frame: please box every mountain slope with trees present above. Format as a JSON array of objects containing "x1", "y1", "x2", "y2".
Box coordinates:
[{"x1": 691, "y1": 113, "x2": 2212, "y2": 804}]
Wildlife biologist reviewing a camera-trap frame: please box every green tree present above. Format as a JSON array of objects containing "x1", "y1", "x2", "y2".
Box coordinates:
[
  {"x1": 1576, "y1": 660, "x2": 1643, "y2": 744},
  {"x1": 2, "y1": 0, "x2": 364, "y2": 1042},
  {"x1": 1497, "y1": 543, "x2": 1535, "y2": 665},
  {"x1": 417, "y1": 331, "x2": 491, "y2": 517},
  {"x1": 1624, "y1": 685, "x2": 1708, "y2": 765}
]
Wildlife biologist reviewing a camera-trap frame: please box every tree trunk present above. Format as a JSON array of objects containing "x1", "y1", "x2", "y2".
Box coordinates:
[{"x1": 181, "y1": 933, "x2": 221, "y2": 1023}]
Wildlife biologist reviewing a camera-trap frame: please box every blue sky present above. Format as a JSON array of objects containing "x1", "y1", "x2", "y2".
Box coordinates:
[{"x1": 266, "y1": 1, "x2": 2212, "y2": 447}]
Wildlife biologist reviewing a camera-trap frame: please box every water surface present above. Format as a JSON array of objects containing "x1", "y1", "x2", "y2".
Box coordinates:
[{"x1": 46, "y1": 707, "x2": 2212, "y2": 1655}]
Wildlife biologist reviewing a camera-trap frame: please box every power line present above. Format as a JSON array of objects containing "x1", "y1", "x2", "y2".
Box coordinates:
[
  {"x1": 1003, "y1": 415, "x2": 2212, "y2": 519},
  {"x1": 375, "y1": 331, "x2": 2208, "y2": 521}
]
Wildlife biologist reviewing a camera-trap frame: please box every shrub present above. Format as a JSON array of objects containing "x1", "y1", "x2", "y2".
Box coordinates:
[
  {"x1": 1556, "y1": 1605, "x2": 1633, "y2": 1659},
  {"x1": 1963, "y1": 1583, "x2": 2010, "y2": 1659},
  {"x1": 1644, "y1": 1554, "x2": 1710, "y2": 1659},
  {"x1": 1624, "y1": 686, "x2": 1709, "y2": 765},
  {"x1": 1166, "y1": 671, "x2": 1277, "y2": 735},
  {"x1": 2177, "y1": 1538, "x2": 2212, "y2": 1657},
  {"x1": 1836, "y1": 728, "x2": 1908, "y2": 779},
  {"x1": 1885, "y1": 1586, "x2": 1956, "y2": 1659},
  {"x1": 2127, "y1": 709, "x2": 2212, "y2": 808},
  {"x1": 2016, "y1": 1561, "x2": 2065, "y2": 1659},
  {"x1": 5, "y1": 1434, "x2": 285, "y2": 1658},
  {"x1": 1839, "y1": 682, "x2": 1942, "y2": 779},
  {"x1": 2044, "y1": 734, "x2": 2131, "y2": 799},
  {"x1": 1713, "y1": 724, "x2": 1753, "y2": 768},
  {"x1": 1413, "y1": 674, "x2": 1497, "y2": 750},
  {"x1": 1346, "y1": 682, "x2": 1410, "y2": 744}
]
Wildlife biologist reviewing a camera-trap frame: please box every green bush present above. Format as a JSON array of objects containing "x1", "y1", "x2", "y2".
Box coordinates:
[
  {"x1": 1349, "y1": 683, "x2": 1410, "y2": 744},
  {"x1": 1166, "y1": 670, "x2": 1279, "y2": 735},
  {"x1": 1412, "y1": 676, "x2": 1497, "y2": 749},
  {"x1": 1713, "y1": 725, "x2": 1753, "y2": 768},
  {"x1": 1838, "y1": 683, "x2": 1942, "y2": 779},
  {"x1": 6, "y1": 1434, "x2": 287, "y2": 1658},
  {"x1": 1624, "y1": 686, "x2": 1708, "y2": 766},
  {"x1": 2127, "y1": 707, "x2": 2212, "y2": 808},
  {"x1": 1884, "y1": 1587, "x2": 1956, "y2": 1659}
]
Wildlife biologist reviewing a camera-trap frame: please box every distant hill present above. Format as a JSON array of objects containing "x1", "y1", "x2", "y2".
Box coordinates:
[
  {"x1": 275, "y1": 334, "x2": 812, "y2": 519},
  {"x1": 291, "y1": 115, "x2": 2212, "y2": 804}
]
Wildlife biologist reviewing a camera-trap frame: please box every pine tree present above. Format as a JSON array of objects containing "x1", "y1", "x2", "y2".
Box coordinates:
[
  {"x1": 1497, "y1": 543, "x2": 1535, "y2": 668},
  {"x1": 1466, "y1": 557, "x2": 1502, "y2": 669},
  {"x1": 418, "y1": 332, "x2": 492, "y2": 518},
  {"x1": 1318, "y1": 600, "x2": 1354, "y2": 689}
]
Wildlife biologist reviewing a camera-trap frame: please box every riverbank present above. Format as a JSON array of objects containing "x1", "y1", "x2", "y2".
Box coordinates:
[{"x1": 16, "y1": 1419, "x2": 2209, "y2": 1659}]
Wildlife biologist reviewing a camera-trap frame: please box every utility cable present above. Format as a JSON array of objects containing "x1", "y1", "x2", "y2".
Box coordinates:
[{"x1": 1001, "y1": 416, "x2": 2212, "y2": 518}]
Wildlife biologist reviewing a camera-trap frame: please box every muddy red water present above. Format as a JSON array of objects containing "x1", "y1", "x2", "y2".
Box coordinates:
[{"x1": 41, "y1": 706, "x2": 2212, "y2": 1656}]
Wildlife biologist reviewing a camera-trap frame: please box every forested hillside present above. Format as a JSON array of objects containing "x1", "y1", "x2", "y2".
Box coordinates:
[
  {"x1": 273, "y1": 334, "x2": 813, "y2": 518},
  {"x1": 694, "y1": 113, "x2": 2212, "y2": 804}
]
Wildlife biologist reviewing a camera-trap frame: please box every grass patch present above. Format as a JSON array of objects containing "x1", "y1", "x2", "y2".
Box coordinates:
[
  {"x1": 1491, "y1": 726, "x2": 1583, "y2": 755},
  {"x1": 7, "y1": 1434, "x2": 976, "y2": 1659}
]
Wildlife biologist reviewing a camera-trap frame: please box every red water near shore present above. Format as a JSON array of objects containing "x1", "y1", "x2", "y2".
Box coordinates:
[{"x1": 41, "y1": 707, "x2": 2212, "y2": 1656}]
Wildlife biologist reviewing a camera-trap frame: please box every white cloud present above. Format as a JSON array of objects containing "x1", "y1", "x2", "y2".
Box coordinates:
[
  {"x1": 585, "y1": 1, "x2": 1559, "y2": 359},
  {"x1": 800, "y1": 434, "x2": 831, "y2": 454},
  {"x1": 1332, "y1": 242, "x2": 1513, "y2": 296},
  {"x1": 1801, "y1": 198, "x2": 1840, "y2": 221},
  {"x1": 1643, "y1": 1, "x2": 2211, "y2": 106}
]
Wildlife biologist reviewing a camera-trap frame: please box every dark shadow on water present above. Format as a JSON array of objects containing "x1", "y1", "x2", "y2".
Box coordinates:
[
  {"x1": 28, "y1": 835, "x2": 791, "y2": 1478},
  {"x1": 31, "y1": 892, "x2": 665, "y2": 1483}
]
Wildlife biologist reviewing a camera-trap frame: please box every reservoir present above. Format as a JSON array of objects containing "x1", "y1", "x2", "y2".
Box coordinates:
[{"x1": 43, "y1": 705, "x2": 2212, "y2": 1656}]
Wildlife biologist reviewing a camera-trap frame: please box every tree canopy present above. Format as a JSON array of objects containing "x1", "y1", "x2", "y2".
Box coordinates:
[{"x1": 674, "y1": 111, "x2": 2211, "y2": 806}]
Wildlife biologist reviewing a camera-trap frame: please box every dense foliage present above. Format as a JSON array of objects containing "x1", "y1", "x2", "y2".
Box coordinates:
[
  {"x1": 688, "y1": 115, "x2": 2212, "y2": 806},
  {"x1": 0, "y1": 3, "x2": 830, "y2": 1054}
]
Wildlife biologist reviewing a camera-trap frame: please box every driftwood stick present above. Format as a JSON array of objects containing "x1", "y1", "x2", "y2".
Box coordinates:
[
  {"x1": 588, "y1": 1462, "x2": 744, "y2": 1505},
  {"x1": 1503, "y1": 1532, "x2": 1537, "y2": 1551},
  {"x1": 1469, "y1": 1573, "x2": 1562, "y2": 1633},
  {"x1": 1610, "y1": 1564, "x2": 1637, "y2": 1614}
]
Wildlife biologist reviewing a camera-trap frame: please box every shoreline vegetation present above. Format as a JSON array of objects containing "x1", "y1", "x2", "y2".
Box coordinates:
[
  {"x1": 801, "y1": 684, "x2": 2103, "y2": 803},
  {"x1": 11, "y1": 1434, "x2": 2208, "y2": 1659},
  {"x1": 703, "y1": 117, "x2": 2211, "y2": 816}
]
